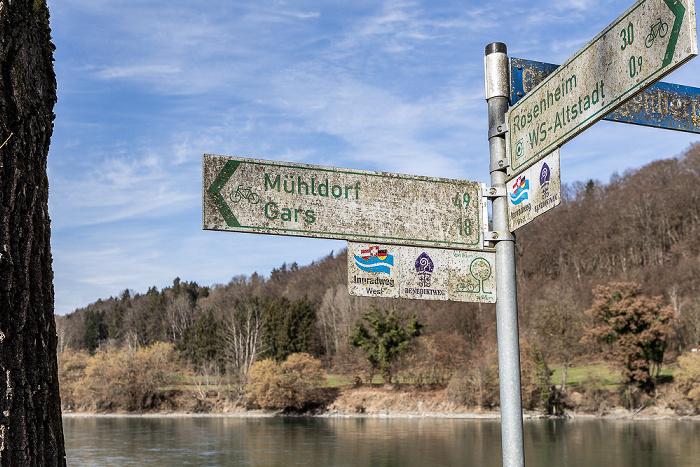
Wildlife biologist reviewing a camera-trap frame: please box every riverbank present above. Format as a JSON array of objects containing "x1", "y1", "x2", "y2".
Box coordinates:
[
  {"x1": 60, "y1": 411, "x2": 700, "y2": 421},
  {"x1": 59, "y1": 384, "x2": 700, "y2": 420}
]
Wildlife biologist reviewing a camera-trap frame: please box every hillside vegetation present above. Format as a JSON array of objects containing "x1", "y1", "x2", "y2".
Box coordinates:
[{"x1": 56, "y1": 143, "x2": 700, "y2": 415}]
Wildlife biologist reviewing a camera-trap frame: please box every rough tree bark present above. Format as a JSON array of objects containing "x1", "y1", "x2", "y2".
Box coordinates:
[{"x1": 0, "y1": 0, "x2": 65, "y2": 465}]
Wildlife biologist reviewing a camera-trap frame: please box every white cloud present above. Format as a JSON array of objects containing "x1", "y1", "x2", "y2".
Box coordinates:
[
  {"x1": 50, "y1": 150, "x2": 199, "y2": 229},
  {"x1": 280, "y1": 10, "x2": 321, "y2": 20},
  {"x1": 46, "y1": 0, "x2": 700, "y2": 316},
  {"x1": 552, "y1": 0, "x2": 598, "y2": 12},
  {"x1": 94, "y1": 65, "x2": 182, "y2": 81}
]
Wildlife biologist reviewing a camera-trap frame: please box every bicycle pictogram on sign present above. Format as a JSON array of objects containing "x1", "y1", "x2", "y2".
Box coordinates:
[
  {"x1": 229, "y1": 185, "x2": 260, "y2": 204},
  {"x1": 645, "y1": 18, "x2": 668, "y2": 48}
]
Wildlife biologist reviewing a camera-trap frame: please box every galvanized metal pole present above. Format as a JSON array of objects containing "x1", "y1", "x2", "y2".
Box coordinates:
[{"x1": 484, "y1": 42, "x2": 525, "y2": 467}]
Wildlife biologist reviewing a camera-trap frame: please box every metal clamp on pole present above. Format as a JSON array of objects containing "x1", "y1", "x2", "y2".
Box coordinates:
[
  {"x1": 490, "y1": 157, "x2": 510, "y2": 173},
  {"x1": 484, "y1": 230, "x2": 515, "y2": 245},
  {"x1": 482, "y1": 186, "x2": 506, "y2": 199},
  {"x1": 489, "y1": 120, "x2": 508, "y2": 139}
]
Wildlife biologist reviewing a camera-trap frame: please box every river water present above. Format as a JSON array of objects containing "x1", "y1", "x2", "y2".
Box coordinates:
[{"x1": 63, "y1": 415, "x2": 700, "y2": 466}]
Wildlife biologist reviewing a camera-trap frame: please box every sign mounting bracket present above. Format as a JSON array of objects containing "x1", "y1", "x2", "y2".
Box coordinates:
[
  {"x1": 483, "y1": 230, "x2": 515, "y2": 245},
  {"x1": 482, "y1": 186, "x2": 507, "y2": 199},
  {"x1": 489, "y1": 158, "x2": 510, "y2": 173},
  {"x1": 488, "y1": 119, "x2": 508, "y2": 139}
]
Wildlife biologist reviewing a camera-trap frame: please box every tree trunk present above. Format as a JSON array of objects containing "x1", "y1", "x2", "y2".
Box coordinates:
[
  {"x1": 561, "y1": 358, "x2": 568, "y2": 393},
  {"x1": 0, "y1": 0, "x2": 65, "y2": 465}
]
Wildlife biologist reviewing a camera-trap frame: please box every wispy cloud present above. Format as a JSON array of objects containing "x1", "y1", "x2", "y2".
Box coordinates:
[
  {"x1": 50, "y1": 150, "x2": 199, "y2": 229},
  {"x1": 94, "y1": 65, "x2": 182, "y2": 81},
  {"x1": 46, "y1": 0, "x2": 700, "y2": 315}
]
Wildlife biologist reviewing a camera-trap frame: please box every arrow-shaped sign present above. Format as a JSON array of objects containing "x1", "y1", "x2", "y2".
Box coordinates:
[
  {"x1": 203, "y1": 154, "x2": 489, "y2": 251},
  {"x1": 206, "y1": 159, "x2": 242, "y2": 227},
  {"x1": 511, "y1": 58, "x2": 700, "y2": 134},
  {"x1": 663, "y1": 0, "x2": 686, "y2": 67},
  {"x1": 506, "y1": 0, "x2": 698, "y2": 179}
]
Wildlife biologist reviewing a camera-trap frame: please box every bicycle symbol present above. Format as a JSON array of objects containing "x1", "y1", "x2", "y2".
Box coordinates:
[
  {"x1": 229, "y1": 185, "x2": 260, "y2": 204},
  {"x1": 645, "y1": 18, "x2": 668, "y2": 48}
]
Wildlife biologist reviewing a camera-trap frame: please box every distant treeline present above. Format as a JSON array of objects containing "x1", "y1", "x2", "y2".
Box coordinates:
[
  {"x1": 56, "y1": 143, "x2": 700, "y2": 406},
  {"x1": 515, "y1": 142, "x2": 700, "y2": 354}
]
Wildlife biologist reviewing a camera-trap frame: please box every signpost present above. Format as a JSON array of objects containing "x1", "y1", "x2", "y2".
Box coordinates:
[
  {"x1": 347, "y1": 242, "x2": 496, "y2": 303},
  {"x1": 203, "y1": 154, "x2": 487, "y2": 251},
  {"x1": 203, "y1": 0, "x2": 700, "y2": 465},
  {"x1": 511, "y1": 57, "x2": 700, "y2": 134},
  {"x1": 507, "y1": 0, "x2": 698, "y2": 177},
  {"x1": 507, "y1": 149, "x2": 561, "y2": 231},
  {"x1": 491, "y1": 2, "x2": 697, "y2": 464}
]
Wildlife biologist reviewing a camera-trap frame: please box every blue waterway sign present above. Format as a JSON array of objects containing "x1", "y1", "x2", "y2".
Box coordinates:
[
  {"x1": 511, "y1": 57, "x2": 700, "y2": 134},
  {"x1": 506, "y1": 149, "x2": 561, "y2": 231},
  {"x1": 347, "y1": 241, "x2": 496, "y2": 303}
]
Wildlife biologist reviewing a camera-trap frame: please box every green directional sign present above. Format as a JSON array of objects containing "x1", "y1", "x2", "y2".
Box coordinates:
[
  {"x1": 507, "y1": 0, "x2": 698, "y2": 178},
  {"x1": 203, "y1": 154, "x2": 488, "y2": 251},
  {"x1": 511, "y1": 58, "x2": 700, "y2": 134}
]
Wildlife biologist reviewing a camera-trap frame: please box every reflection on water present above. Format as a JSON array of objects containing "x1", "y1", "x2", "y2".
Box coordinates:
[{"x1": 63, "y1": 416, "x2": 700, "y2": 466}]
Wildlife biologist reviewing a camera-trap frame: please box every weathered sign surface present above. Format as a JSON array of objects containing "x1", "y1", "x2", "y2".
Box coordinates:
[
  {"x1": 507, "y1": 0, "x2": 697, "y2": 177},
  {"x1": 507, "y1": 149, "x2": 561, "y2": 231},
  {"x1": 347, "y1": 242, "x2": 496, "y2": 303},
  {"x1": 203, "y1": 154, "x2": 487, "y2": 250},
  {"x1": 511, "y1": 57, "x2": 700, "y2": 134}
]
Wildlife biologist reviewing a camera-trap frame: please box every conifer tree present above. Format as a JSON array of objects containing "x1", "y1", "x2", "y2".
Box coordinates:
[
  {"x1": 349, "y1": 307, "x2": 424, "y2": 384},
  {"x1": 263, "y1": 297, "x2": 316, "y2": 362}
]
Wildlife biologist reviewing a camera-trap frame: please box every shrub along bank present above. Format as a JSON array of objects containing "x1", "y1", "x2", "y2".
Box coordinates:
[{"x1": 57, "y1": 344, "x2": 700, "y2": 416}]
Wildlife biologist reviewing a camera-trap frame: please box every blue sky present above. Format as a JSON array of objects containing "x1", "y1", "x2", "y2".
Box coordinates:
[{"x1": 47, "y1": 0, "x2": 700, "y2": 315}]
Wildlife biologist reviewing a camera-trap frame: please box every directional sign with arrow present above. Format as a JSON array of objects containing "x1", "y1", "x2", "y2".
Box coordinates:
[
  {"x1": 511, "y1": 57, "x2": 700, "y2": 134},
  {"x1": 203, "y1": 154, "x2": 488, "y2": 251},
  {"x1": 507, "y1": 0, "x2": 697, "y2": 179}
]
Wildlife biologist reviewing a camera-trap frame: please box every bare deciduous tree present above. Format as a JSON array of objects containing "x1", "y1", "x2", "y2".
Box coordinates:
[
  {"x1": 531, "y1": 283, "x2": 585, "y2": 392},
  {"x1": 222, "y1": 297, "x2": 265, "y2": 396},
  {"x1": 317, "y1": 284, "x2": 357, "y2": 357},
  {"x1": 165, "y1": 293, "x2": 195, "y2": 342}
]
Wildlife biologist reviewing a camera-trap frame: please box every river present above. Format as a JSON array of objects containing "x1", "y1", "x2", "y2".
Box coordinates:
[{"x1": 63, "y1": 415, "x2": 700, "y2": 466}]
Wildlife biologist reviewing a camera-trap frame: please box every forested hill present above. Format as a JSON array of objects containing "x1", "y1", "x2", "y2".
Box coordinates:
[{"x1": 56, "y1": 143, "x2": 700, "y2": 364}]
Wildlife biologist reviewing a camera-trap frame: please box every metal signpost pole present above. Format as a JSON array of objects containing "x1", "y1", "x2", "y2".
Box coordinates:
[{"x1": 485, "y1": 42, "x2": 525, "y2": 467}]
